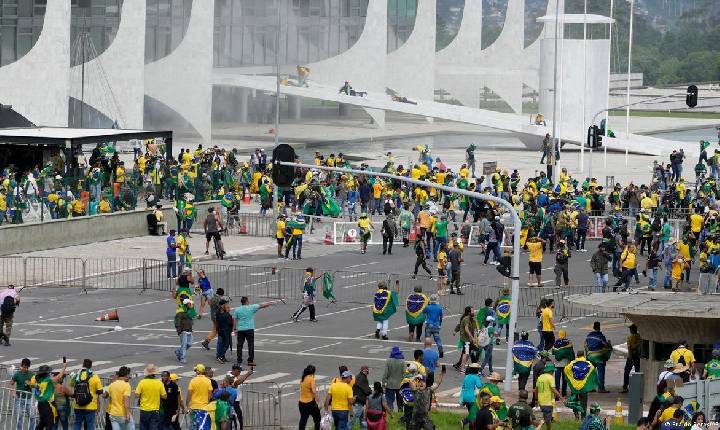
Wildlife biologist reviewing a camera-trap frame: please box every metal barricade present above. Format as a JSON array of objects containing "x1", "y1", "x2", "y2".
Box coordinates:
[
  {"x1": 0, "y1": 257, "x2": 25, "y2": 288},
  {"x1": 240, "y1": 382, "x2": 282, "y2": 428},
  {"x1": 0, "y1": 386, "x2": 36, "y2": 430},
  {"x1": 24, "y1": 256, "x2": 85, "y2": 288},
  {"x1": 234, "y1": 213, "x2": 275, "y2": 237},
  {"x1": 84, "y1": 258, "x2": 148, "y2": 290}
]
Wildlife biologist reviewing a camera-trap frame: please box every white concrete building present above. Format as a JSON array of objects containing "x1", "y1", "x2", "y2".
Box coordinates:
[{"x1": 0, "y1": 0, "x2": 689, "y2": 157}]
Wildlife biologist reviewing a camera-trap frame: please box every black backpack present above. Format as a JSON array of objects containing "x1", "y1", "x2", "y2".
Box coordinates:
[
  {"x1": 0, "y1": 296, "x2": 16, "y2": 316},
  {"x1": 73, "y1": 371, "x2": 94, "y2": 407}
]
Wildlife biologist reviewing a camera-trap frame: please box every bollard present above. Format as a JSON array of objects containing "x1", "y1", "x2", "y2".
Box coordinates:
[{"x1": 628, "y1": 372, "x2": 644, "y2": 424}]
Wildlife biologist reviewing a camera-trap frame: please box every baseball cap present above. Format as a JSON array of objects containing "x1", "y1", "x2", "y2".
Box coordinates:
[
  {"x1": 194, "y1": 364, "x2": 206, "y2": 373},
  {"x1": 341, "y1": 371, "x2": 353, "y2": 379}
]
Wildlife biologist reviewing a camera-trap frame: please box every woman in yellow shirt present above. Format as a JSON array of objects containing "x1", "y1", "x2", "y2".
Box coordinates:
[
  {"x1": 437, "y1": 244, "x2": 447, "y2": 294},
  {"x1": 298, "y1": 365, "x2": 321, "y2": 429},
  {"x1": 358, "y1": 213, "x2": 373, "y2": 254},
  {"x1": 276, "y1": 215, "x2": 286, "y2": 257}
]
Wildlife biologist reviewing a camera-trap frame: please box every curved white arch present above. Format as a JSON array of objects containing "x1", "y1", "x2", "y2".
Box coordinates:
[
  {"x1": 436, "y1": 0, "x2": 482, "y2": 66},
  {"x1": 387, "y1": 0, "x2": 436, "y2": 104},
  {"x1": 69, "y1": 0, "x2": 146, "y2": 129},
  {"x1": 145, "y1": 0, "x2": 213, "y2": 143},
  {"x1": 0, "y1": 1, "x2": 70, "y2": 126}
]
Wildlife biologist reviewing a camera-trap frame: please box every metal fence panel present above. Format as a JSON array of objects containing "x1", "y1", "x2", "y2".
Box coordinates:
[
  {"x1": 0, "y1": 257, "x2": 25, "y2": 288},
  {"x1": 0, "y1": 387, "x2": 36, "y2": 430},
  {"x1": 84, "y1": 258, "x2": 147, "y2": 290},
  {"x1": 24, "y1": 257, "x2": 85, "y2": 288}
]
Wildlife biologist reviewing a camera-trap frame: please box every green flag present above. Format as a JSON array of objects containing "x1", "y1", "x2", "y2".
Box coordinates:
[{"x1": 322, "y1": 272, "x2": 336, "y2": 302}]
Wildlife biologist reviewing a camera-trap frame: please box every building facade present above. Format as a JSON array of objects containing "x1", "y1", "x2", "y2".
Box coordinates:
[{"x1": 0, "y1": 0, "x2": 613, "y2": 147}]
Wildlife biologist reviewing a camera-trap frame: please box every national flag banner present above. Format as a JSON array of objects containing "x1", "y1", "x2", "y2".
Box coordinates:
[
  {"x1": 496, "y1": 296, "x2": 511, "y2": 324},
  {"x1": 564, "y1": 359, "x2": 598, "y2": 394},
  {"x1": 373, "y1": 289, "x2": 390, "y2": 316},
  {"x1": 322, "y1": 272, "x2": 336, "y2": 302},
  {"x1": 585, "y1": 332, "x2": 612, "y2": 363},
  {"x1": 512, "y1": 341, "x2": 537, "y2": 374},
  {"x1": 552, "y1": 338, "x2": 575, "y2": 362},
  {"x1": 405, "y1": 292, "x2": 429, "y2": 324}
]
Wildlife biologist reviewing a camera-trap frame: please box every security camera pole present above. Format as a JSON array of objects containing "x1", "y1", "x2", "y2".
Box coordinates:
[{"x1": 276, "y1": 161, "x2": 522, "y2": 392}]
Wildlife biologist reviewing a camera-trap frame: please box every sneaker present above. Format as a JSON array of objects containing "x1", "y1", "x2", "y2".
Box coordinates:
[
  {"x1": 619, "y1": 388, "x2": 628, "y2": 394},
  {"x1": 201, "y1": 339, "x2": 210, "y2": 350},
  {"x1": 247, "y1": 360, "x2": 256, "y2": 367},
  {"x1": 309, "y1": 318, "x2": 319, "y2": 323},
  {"x1": 217, "y1": 357, "x2": 224, "y2": 364},
  {"x1": 375, "y1": 329, "x2": 380, "y2": 339},
  {"x1": 382, "y1": 335, "x2": 389, "y2": 340}
]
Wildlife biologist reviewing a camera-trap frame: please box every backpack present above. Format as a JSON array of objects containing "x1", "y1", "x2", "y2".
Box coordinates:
[
  {"x1": 415, "y1": 240, "x2": 424, "y2": 256},
  {"x1": 1, "y1": 296, "x2": 16, "y2": 316},
  {"x1": 73, "y1": 370, "x2": 94, "y2": 407},
  {"x1": 477, "y1": 326, "x2": 490, "y2": 348}
]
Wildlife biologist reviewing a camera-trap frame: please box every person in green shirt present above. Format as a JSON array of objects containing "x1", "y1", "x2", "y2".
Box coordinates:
[
  {"x1": 703, "y1": 349, "x2": 720, "y2": 380},
  {"x1": 432, "y1": 214, "x2": 449, "y2": 261},
  {"x1": 399, "y1": 203, "x2": 414, "y2": 248},
  {"x1": 11, "y1": 358, "x2": 35, "y2": 430}
]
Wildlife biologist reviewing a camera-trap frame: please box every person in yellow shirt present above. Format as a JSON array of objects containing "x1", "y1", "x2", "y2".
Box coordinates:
[
  {"x1": 70, "y1": 360, "x2": 104, "y2": 424},
  {"x1": 671, "y1": 256, "x2": 685, "y2": 292},
  {"x1": 618, "y1": 243, "x2": 638, "y2": 291},
  {"x1": 115, "y1": 162, "x2": 126, "y2": 184},
  {"x1": 527, "y1": 236, "x2": 546, "y2": 287},
  {"x1": 437, "y1": 244, "x2": 447, "y2": 294},
  {"x1": 669, "y1": 341, "x2": 695, "y2": 382},
  {"x1": 187, "y1": 364, "x2": 213, "y2": 423},
  {"x1": 410, "y1": 165, "x2": 422, "y2": 180},
  {"x1": 106, "y1": 365, "x2": 133, "y2": 426},
  {"x1": 372, "y1": 181, "x2": 384, "y2": 215},
  {"x1": 99, "y1": 196, "x2": 112, "y2": 213},
  {"x1": 276, "y1": 214, "x2": 286, "y2": 257},
  {"x1": 0, "y1": 189, "x2": 8, "y2": 225},
  {"x1": 323, "y1": 371, "x2": 354, "y2": 424},
  {"x1": 135, "y1": 364, "x2": 167, "y2": 422},
  {"x1": 358, "y1": 213, "x2": 373, "y2": 254},
  {"x1": 540, "y1": 299, "x2": 555, "y2": 351}
]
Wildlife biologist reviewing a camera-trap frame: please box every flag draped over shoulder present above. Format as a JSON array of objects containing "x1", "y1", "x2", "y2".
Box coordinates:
[
  {"x1": 585, "y1": 332, "x2": 612, "y2": 363},
  {"x1": 564, "y1": 358, "x2": 598, "y2": 394},
  {"x1": 405, "y1": 293, "x2": 429, "y2": 325},
  {"x1": 496, "y1": 295, "x2": 511, "y2": 325},
  {"x1": 512, "y1": 340, "x2": 537, "y2": 374},
  {"x1": 322, "y1": 272, "x2": 336, "y2": 302},
  {"x1": 372, "y1": 289, "x2": 398, "y2": 321},
  {"x1": 682, "y1": 400, "x2": 700, "y2": 421},
  {"x1": 552, "y1": 338, "x2": 575, "y2": 363}
]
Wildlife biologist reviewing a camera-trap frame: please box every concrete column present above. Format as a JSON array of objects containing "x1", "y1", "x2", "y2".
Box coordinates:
[
  {"x1": 238, "y1": 88, "x2": 249, "y2": 124},
  {"x1": 288, "y1": 95, "x2": 302, "y2": 120}
]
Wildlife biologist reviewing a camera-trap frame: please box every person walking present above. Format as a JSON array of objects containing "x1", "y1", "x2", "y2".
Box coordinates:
[
  {"x1": 381, "y1": 347, "x2": 405, "y2": 412},
  {"x1": 365, "y1": 382, "x2": 391, "y2": 430},
  {"x1": 554, "y1": 240, "x2": 571, "y2": 287},
  {"x1": 135, "y1": 364, "x2": 167, "y2": 430},
  {"x1": 551, "y1": 329, "x2": 574, "y2": 397},
  {"x1": 381, "y1": 213, "x2": 397, "y2": 255},
  {"x1": 200, "y1": 287, "x2": 226, "y2": 352},
  {"x1": 358, "y1": 213, "x2": 373, "y2": 254},
  {"x1": 348, "y1": 366, "x2": 371, "y2": 430},
  {"x1": 453, "y1": 306, "x2": 477, "y2": 372},
  {"x1": 160, "y1": 371, "x2": 184, "y2": 430},
  {"x1": 615, "y1": 242, "x2": 639, "y2": 292},
  {"x1": 174, "y1": 297, "x2": 194, "y2": 364},
  {"x1": 512, "y1": 331, "x2": 537, "y2": 391},
  {"x1": 405, "y1": 287, "x2": 428, "y2": 342},
  {"x1": 621, "y1": 325, "x2": 642, "y2": 393},
  {"x1": 187, "y1": 364, "x2": 213, "y2": 430},
  {"x1": 483, "y1": 218, "x2": 502, "y2": 265},
  {"x1": 576, "y1": 208, "x2": 589, "y2": 252},
  {"x1": 106, "y1": 366, "x2": 134, "y2": 430},
  {"x1": 291, "y1": 268, "x2": 322, "y2": 323},
  {"x1": 195, "y1": 269, "x2": 213, "y2": 319},
  {"x1": 448, "y1": 242, "x2": 464, "y2": 295},
  {"x1": 540, "y1": 299, "x2": 555, "y2": 351},
  {"x1": 412, "y1": 237, "x2": 433, "y2": 279},
  {"x1": 324, "y1": 371, "x2": 355, "y2": 430},
  {"x1": 372, "y1": 282, "x2": 399, "y2": 340},
  {"x1": 10, "y1": 358, "x2": 36, "y2": 430},
  {"x1": 0, "y1": 283, "x2": 19, "y2": 346},
  {"x1": 646, "y1": 244, "x2": 661, "y2": 291},
  {"x1": 590, "y1": 244, "x2": 611, "y2": 293},
  {"x1": 71, "y1": 359, "x2": 104, "y2": 430},
  {"x1": 234, "y1": 296, "x2": 276, "y2": 366},
  {"x1": 298, "y1": 365, "x2": 322, "y2": 430},
  {"x1": 423, "y1": 294, "x2": 443, "y2": 357},
  {"x1": 166, "y1": 229, "x2": 178, "y2": 278},
  {"x1": 585, "y1": 321, "x2": 612, "y2": 393},
  {"x1": 534, "y1": 362, "x2": 563, "y2": 430},
  {"x1": 421, "y1": 338, "x2": 440, "y2": 387},
  {"x1": 214, "y1": 300, "x2": 233, "y2": 364}
]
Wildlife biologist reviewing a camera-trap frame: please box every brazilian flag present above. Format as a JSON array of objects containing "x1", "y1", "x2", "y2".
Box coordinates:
[
  {"x1": 399, "y1": 377, "x2": 415, "y2": 406},
  {"x1": 405, "y1": 292, "x2": 429, "y2": 325},
  {"x1": 564, "y1": 358, "x2": 598, "y2": 394},
  {"x1": 512, "y1": 340, "x2": 537, "y2": 375},
  {"x1": 322, "y1": 272, "x2": 336, "y2": 302},
  {"x1": 496, "y1": 295, "x2": 511, "y2": 325},
  {"x1": 479, "y1": 384, "x2": 507, "y2": 420},
  {"x1": 372, "y1": 289, "x2": 398, "y2": 321},
  {"x1": 552, "y1": 338, "x2": 576, "y2": 363},
  {"x1": 221, "y1": 193, "x2": 234, "y2": 208},
  {"x1": 682, "y1": 400, "x2": 700, "y2": 421},
  {"x1": 585, "y1": 332, "x2": 612, "y2": 364}
]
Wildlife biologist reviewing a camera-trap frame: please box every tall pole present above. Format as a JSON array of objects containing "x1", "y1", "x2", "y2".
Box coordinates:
[
  {"x1": 550, "y1": 0, "x2": 561, "y2": 184},
  {"x1": 604, "y1": 0, "x2": 614, "y2": 169},
  {"x1": 625, "y1": 0, "x2": 635, "y2": 165},
  {"x1": 273, "y1": 4, "x2": 282, "y2": 216},
  {"x1": 277, "y1": 161, "x2": 523, "y2": 394},
  {"x1": 580, "y1": 0, "x2": 588, "y2": 174},
  {"x1": 80, "y1": 33, "x2": 86, "y2": 128}
]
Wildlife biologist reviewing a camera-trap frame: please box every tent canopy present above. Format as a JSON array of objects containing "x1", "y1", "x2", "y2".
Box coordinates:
[{"x1": 0, "y1": 127, "x2": 172, "y2": 147}]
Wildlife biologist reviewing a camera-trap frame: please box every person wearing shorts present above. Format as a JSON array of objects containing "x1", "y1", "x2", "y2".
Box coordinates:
[
  {"x1": 535, "y1": 362, "x2": 561, "y2": 430},
  {"x1": 527, "y1": 236, "x2": 546, "y2": 287},
  {"x1": 204, "y1": 207, "x2": 225, "y2": 255},
  {"x1": 196, "y1": 269, "x2": 214, "y2": 319}
]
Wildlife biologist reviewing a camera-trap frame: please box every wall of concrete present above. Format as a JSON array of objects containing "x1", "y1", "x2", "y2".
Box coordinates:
[{"x1": 0, "y1": 202, "x2": 213, "y2": 256}]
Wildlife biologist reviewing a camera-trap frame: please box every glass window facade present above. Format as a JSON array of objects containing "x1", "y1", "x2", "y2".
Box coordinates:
[
  {"x1": 71, "y1": 0, "x2": 122, "y2": 66},
  {"x1": 214, "y1": 0, "x2": 368, "y2": 67},
  {"x1": 145, "y1": 0, "x2": 192, "y2": 64},
  {"x1": 387, "y1": 0, "x2": 416, "y2": 53},
  {"x1": 0, "y1": 0, "x2": 46, "y2": 67}
]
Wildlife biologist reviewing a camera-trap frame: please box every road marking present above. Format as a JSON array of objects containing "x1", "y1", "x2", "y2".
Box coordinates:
[
  {"x1": 1, "y1": 357, "x2": 38, "y2": 365},
  {"x1": 245, "y1": 372, "x2": 291, "y2": 383},
  {"x1": 256, "y1": 305, "x2": 369, "y2": 332},
  {"x1": 94, "y1": 363, "x2": 146, "y2": 375},
  {"x1": 259, "y1": 332, "x2": 459, "y2": 349},
  {"x1": 345, "y1": 262, "x2": 379, "y2": 269},
  {"x1": 158, "y1": 365, "x2": 182, "y2": 372},
  {"x1": 65, "y1": 361, "x2": 113, "y2": 372},
  {"x1": 281, "y1": 375, "x2": 327, "y2": 386},
  {"x1": 298, "y1": 341, "x2": 344, "y2": 354},
  {"x1": 36, "y1": 358, "x2": 77, "y2": 367},
  {"x1": 22, "y1": 298, "x2": 173, "y2": 324},
  {"x1": 342, "y1": 280, "x2": 378, "y2": 289},
  {"x1": 540, "y1": 280, "x2": 553, "y2": 284}
]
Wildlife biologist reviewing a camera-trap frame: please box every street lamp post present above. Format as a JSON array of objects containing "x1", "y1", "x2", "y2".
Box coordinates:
[{"x1": 276, "y1": 161, "x2": 522, "y2": 393}]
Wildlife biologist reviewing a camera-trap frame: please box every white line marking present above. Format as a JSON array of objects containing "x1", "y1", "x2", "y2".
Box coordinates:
[
  {"x1": 94, "y1": 363, "x2": 146, "y2": 375},
  {"x1": 65, "y1": 361, "x2": 113, "y2": 372},
  {"x1": 22, "y1": 298, "x2": 172, "y2": 324},
  {"x1": 259, "y1": 333, "x2": 458, "y2": 348},
  {"x1": 245, "y1": 372, "x2": 291, "y2": 383},
  {"x1": 36, "y1": 359, "x2": 77, "y2": 367},
  {"x1": 256, "y1": 305, "x2": 369, "y2": 331},
  {"x1": 342, "y1": 280, "x2": 377, "y2": 289},
  {"x1": 157, "y1": 365, "x2": 182, "y2": 372},
  {"x1": 281, "y1": 375, "x2": 327, "y2": 386},
  {"x1": 345, "y1": 262, "x2": 379, "y2": 269},
  {"x1": 298, "y1": 341, "x2": 344, "y2": 354}
]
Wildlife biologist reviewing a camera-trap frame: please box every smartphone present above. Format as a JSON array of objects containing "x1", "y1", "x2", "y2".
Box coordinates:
[
  {"x1": 441, "y1": 364, "x2": 447, "y2": 373},
  {"x1": 62, "y1": 356, "x2": 67, "y2": 363}
]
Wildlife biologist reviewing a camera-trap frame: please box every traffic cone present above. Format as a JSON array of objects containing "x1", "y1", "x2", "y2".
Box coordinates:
[
  {"x1": 409, "y1": 226, "x2": 417, "y2": 242},
  {"x1": 239, "y1": 221, "x2": 248, "y2": 234},
  {"x1": 324, "y1": 230, "x2": 333, "y2": 245},
  {"x1": 96, "y1": 309, "x2": 119, "y2": 322},
  {"x1": 242, "y1": 187, "x2": 250, "y2": 205}
]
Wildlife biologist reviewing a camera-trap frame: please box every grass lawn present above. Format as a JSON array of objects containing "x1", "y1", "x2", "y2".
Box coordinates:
[
  {"x1": 377, "y1": 409, "x2": 637, "y2": 430},
  {"x1": 608, "y1": 109, "x2": 720, "y2": 119}
]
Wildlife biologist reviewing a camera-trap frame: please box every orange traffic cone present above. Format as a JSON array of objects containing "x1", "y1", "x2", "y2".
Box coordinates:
[
  {"x1": 242, "y1": 187, "x2": 250, "y2": 205},
  {"x1": 96, "y1": 309, "x2": 119, "y2": 322},
  {"x1": 324, "y1": 230, "x2": 334, "y2": 245},
  {"x1": 409, "y1": 226, "x2": 417, "y2": 242},
  {"x1": 239, "y1": 221, "x2": 248, "y2": 234}
]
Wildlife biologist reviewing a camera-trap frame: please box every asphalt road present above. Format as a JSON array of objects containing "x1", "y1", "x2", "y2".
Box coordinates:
[{"x1": 4, "y1": 229, "x2": 676, "y2": 425}]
